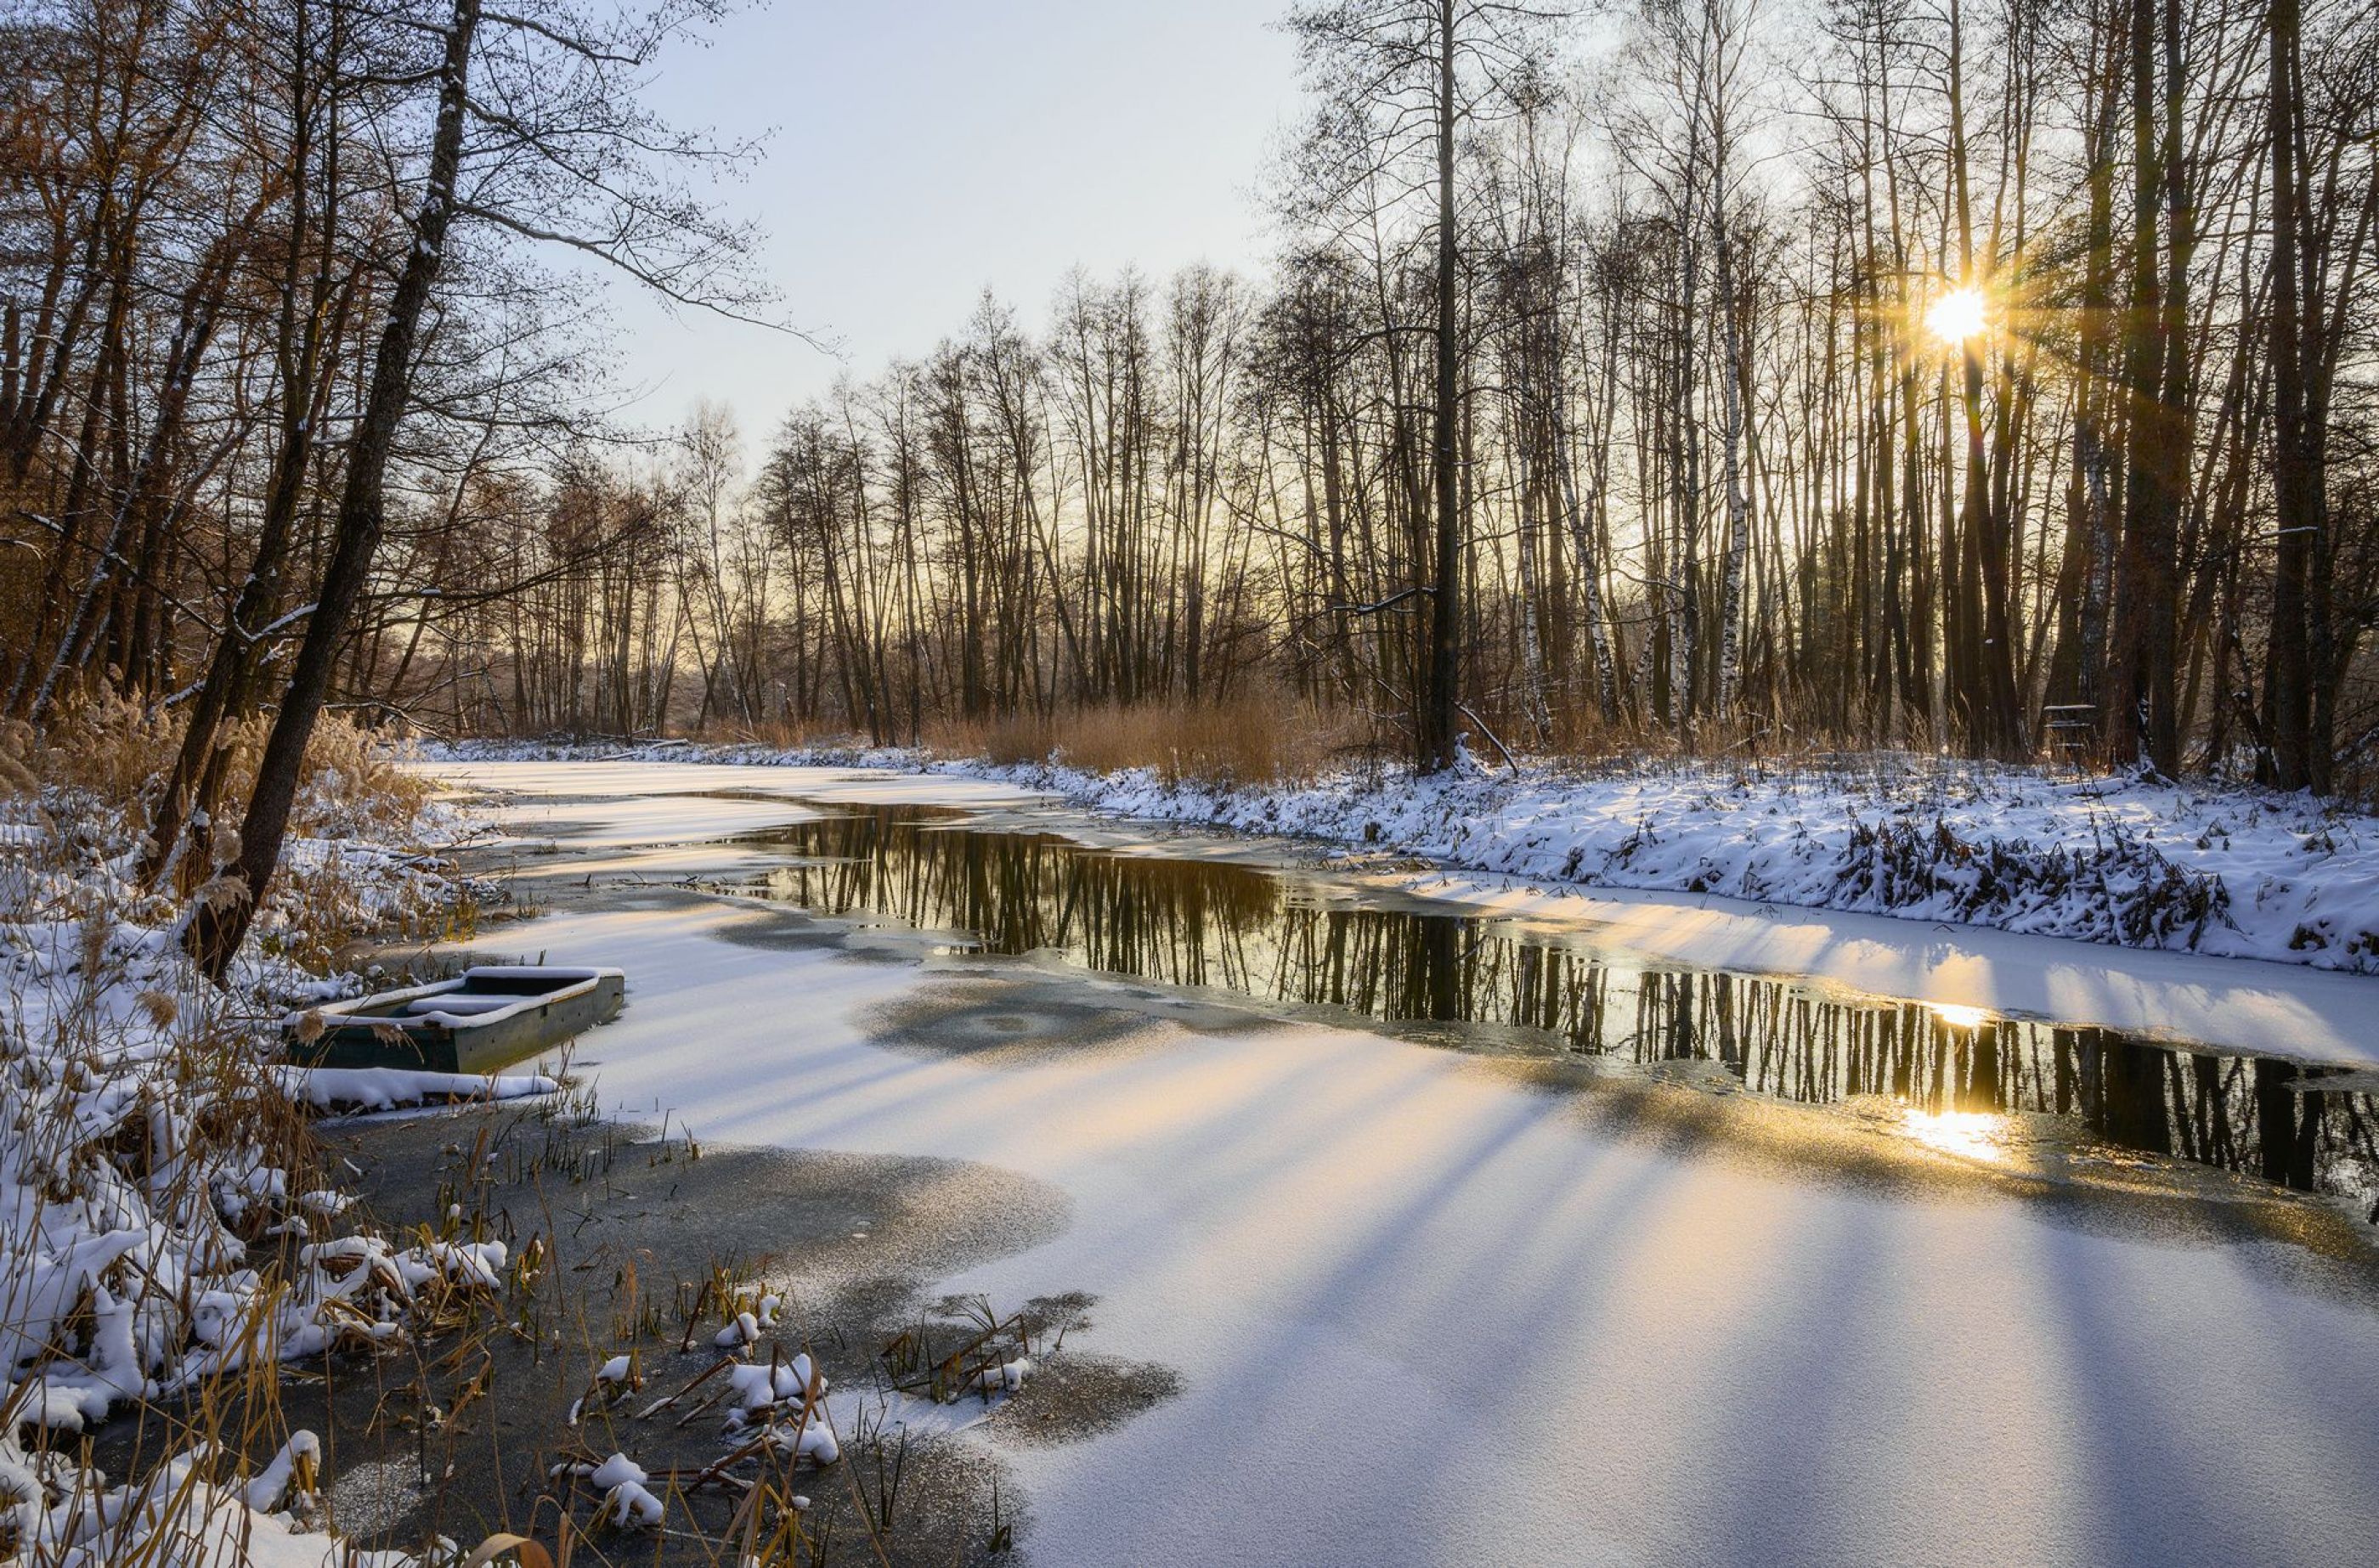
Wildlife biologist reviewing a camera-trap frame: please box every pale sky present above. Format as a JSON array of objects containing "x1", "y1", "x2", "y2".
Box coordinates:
[{"x1": 602, "y1": 0, "x2": 1304, "y2": 442}]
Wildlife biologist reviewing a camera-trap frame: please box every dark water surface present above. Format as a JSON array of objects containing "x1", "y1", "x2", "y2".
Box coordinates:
[{"x1": 726, "y1": 804, "x2": 2379, "y2": 1221}]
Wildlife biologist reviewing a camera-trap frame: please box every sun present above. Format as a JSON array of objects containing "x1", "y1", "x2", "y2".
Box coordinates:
[{"x1": 1925, "y1": 285, "x2": 1989, "y2": 346}]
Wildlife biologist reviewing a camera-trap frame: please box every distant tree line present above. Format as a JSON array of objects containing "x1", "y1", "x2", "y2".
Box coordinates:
[{"x1": 8, "y1": 0, "x2": 2379, "y2": 815}]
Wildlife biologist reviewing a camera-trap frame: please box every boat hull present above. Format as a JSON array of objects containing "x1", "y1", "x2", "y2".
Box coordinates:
[{"x1": 285, "y1": 967, "x2": 625, "y2": 1075}]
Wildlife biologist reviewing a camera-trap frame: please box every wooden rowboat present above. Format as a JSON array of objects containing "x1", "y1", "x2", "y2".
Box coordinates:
[{"x1": 285, "y1": 965, "x2": 625, "y2": 1075}]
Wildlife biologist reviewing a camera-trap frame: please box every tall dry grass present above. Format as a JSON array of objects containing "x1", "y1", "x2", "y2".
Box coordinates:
[
  {"x1": 0, "y1": 713, "x2": 544, "y2": 1564},
  {"x1": 930, "y1": 686, "x2": 1357, "y2": 787},
  {"x1": 1480, "y1": 681, "x2": 1959, "y2": 772},
  {"x1": 2, "y1": 694, "x2": 436, "y2": 842},
  {"x1": 909, "y1": 680, "x2": 1974, "y2": 789},
  {"x1": 708, "y1": 713, "x2": 837, "y2": 751}
]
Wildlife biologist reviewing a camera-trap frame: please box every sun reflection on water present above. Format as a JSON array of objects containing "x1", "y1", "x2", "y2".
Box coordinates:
[{"x1": 1902, "y1": 1108, "x2": 2013, "y2": 1163}]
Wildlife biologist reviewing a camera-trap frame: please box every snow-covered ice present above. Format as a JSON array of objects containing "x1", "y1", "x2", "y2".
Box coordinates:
[{"x1": 416, "y1": 759, "x2": 2379, "y2": 1566}]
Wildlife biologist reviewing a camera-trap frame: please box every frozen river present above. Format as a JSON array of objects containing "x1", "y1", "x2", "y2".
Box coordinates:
[{"x1": 422, "y1": 759, "x2": 2379, "y2": 1566}]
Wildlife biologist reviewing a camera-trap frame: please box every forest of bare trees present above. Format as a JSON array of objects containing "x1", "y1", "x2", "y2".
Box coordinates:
[
  {"x1": 8, "y1": 0, "x2": 2379, "y2": 821},
  {"x1": 0, "y1": 0, "x2": 761, "y2": 970}
]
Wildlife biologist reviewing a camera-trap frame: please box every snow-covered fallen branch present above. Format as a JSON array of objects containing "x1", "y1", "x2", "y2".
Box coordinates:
[{"x1": 276, "y1": 1065, "x2": 557, "y2": 1113}]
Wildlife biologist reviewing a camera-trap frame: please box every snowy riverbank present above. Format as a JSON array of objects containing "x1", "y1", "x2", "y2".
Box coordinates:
[
  {"x1": 0, "y1": 771, "x2": 528, "y2": 1563},
  {"x1": 424, "y1": 739, "x2": 2379, "y2": 975}
]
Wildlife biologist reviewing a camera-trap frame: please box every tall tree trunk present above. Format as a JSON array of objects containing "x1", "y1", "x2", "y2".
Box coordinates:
[
  {"x1": 1714, "y1": 217, "x2": 1752, "y2": 717},
  {"x1": 1421, "y1": 0, "x2": 1463, "y2": 771},
  {"x1": 189, "y1": 0, "x2": 479, "y2": 979},
  {"x1": 2113, "y1": 0, "x2": 2179, "y2": 773},
  {"x1": 2263, "y1": 0, "x2": 2320, "y2": 791},
  {"x1": 144, "y1": 14, "x2": 345, "y2": 888}
]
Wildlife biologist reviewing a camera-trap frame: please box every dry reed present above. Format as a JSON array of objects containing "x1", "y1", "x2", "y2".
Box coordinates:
[{"x1": 930, "y1": 685, "x2": 1354, "y2": 787}]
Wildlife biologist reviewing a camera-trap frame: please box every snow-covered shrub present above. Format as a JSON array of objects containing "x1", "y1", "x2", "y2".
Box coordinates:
[{"x1": 1827, "y1": 815, "x2": 2234, "y2": 950}]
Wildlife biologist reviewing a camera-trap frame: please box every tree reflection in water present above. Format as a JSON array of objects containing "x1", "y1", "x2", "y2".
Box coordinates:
[{"x1": 739, "y1": 807, "x2": 2377, "y2": 1213}]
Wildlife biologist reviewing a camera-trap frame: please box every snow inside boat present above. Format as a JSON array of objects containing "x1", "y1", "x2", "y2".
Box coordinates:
[{"x1": 284, "y1": 965, "x2": 625, "y2": 1074}]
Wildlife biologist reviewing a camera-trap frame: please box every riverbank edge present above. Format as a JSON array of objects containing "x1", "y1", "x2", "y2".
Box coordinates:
[{"x1": 417, "y1": 738, "x2": 2379, "y2": 979}]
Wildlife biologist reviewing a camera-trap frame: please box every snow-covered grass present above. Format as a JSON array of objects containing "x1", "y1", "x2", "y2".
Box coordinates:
[
  {"x1": 426, "y1": 737, "x2": 2379, "y2": 973},
  {"x1": 0, "y1": 741, "x2": 528, "y2": 1565},
  {"x1": 0, "y1": 1424, "x2": 435, "y2": 1566},
  {"x1": 540, "y1": 1273, "x2": 1059, "y2": 1554}
]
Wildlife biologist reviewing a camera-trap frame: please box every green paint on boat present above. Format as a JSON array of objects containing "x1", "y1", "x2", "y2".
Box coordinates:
[{"x1": 285, "y1": 966, "x2": 625, "y2": 1074}]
